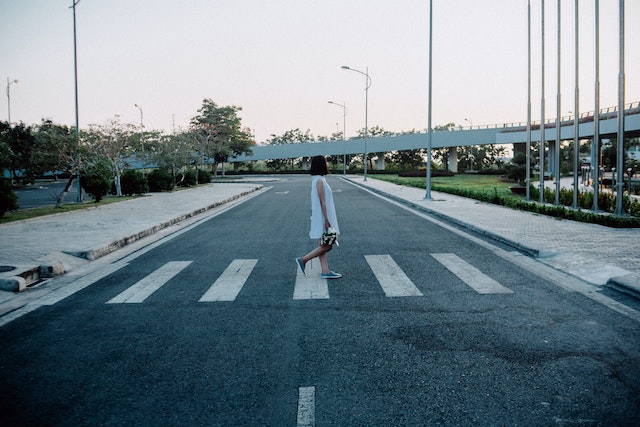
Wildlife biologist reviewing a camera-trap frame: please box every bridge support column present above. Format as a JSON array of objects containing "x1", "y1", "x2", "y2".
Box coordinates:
[
  {"x1": 513, "y1": 143, "x2": 526, "y2": 156},
  {"x1": 448, "y1": 147, "x2": 458, "y2": 173},
  {"x1": 376, "y1": 155, "x2": 385, "y2": 170}
]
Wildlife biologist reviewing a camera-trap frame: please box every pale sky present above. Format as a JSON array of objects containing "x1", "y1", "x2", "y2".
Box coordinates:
[{"x1": 2, "y1": 0, "x2": 638, "y2": 144}]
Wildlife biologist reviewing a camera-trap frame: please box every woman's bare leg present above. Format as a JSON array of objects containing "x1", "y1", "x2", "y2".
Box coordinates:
[{"x1": 301, "y1": 242, "x2": 332, "y2": 272}]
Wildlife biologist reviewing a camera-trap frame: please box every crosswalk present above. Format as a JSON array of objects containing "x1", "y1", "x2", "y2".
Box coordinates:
[{"x1": 103, "y1": 253, "x2": 516, "y2": 305}]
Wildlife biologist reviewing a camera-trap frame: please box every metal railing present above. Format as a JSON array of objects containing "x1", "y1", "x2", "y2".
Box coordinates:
[{"x1": 461, "y1": 101, "x2": 640, "y2": 132}]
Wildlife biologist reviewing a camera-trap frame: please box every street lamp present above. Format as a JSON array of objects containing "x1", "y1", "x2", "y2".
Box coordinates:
[
  {"x1": 328, "y1": 101, "x2": 348, "y2": 175},
  {"x1": 6, "y1": 77, "x2": 18, "y2": 124},
  {"x1": 341, "y1": 65, "x2": 371, "y2": 181},
  {"x1": 70, "y1": 0, "x2": 82, "y2": 203},
  {"x1": 134, "y1": 104, "x2": 145, "y2": 176}
]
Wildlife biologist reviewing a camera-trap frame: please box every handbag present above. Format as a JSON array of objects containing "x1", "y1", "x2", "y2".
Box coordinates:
[{"x1": 321, "y1": 227, "x2": 339, "y2": 246}]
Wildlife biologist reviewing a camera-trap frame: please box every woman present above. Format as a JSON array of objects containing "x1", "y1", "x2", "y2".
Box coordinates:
[{"x1": 296, "y1": 156, "x2": 341, "y2": 279}]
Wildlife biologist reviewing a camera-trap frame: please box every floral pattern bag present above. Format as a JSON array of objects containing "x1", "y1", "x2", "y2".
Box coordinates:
[{"x1": 321, "y1": 227, "x2": 339, "y2": 246}]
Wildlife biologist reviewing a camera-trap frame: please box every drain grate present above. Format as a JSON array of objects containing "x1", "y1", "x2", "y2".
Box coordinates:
[{"x1": 0, "y1": 266, "x2": 17, "y2": 273}]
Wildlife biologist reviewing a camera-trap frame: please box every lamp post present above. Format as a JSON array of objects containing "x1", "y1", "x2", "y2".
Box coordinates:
[
  {"x1": 425, "y1": 0, "x2": 433, "y2": 199},
  {"x1": 6, "y1": 77, "x2": 18, "y2": 124},
  {"x1": 70, "y1": 0, "x2": 82, "y2": 203},
  {"x1": 614, "y1": 0, "x2": 625, "y2": 216},
  {"x1": 328, "y1": 101, "x2": 348, "y2": 175},
  {"x1": 341, "y1": 65, "x2": 371, "y2": 181},
  {"x1": 134, "y1": 104, "x2": 145, "y2": 176}
]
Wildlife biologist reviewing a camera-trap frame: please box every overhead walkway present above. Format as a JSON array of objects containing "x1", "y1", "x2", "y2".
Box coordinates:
[{"x1": 230, "y1": 102, "x2": 640, "y2": 163}]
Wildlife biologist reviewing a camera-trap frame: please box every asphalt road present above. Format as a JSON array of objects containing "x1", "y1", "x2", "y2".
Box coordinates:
[
  {"x1": 14, "y1": 179, "x2": 86, "y2": 209},
  {"x1": 1, "y1": 176, "x2": 639, "y2": 426}
]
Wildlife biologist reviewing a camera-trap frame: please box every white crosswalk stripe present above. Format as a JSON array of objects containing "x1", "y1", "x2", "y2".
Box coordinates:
[
  {"x1": 431, "y1": 253, "x2": 513, "y2": 294},
  {"x1": 106, "y1": 261, "x2": 193, "y2": 304},
  {"x1": 199, "y1": 259, "x2": 258, "y2": 302},
  {"x1": 103, "y1": 253, "x2": 513, "y2": 304},
  {"x1": 365, "y1": 254, "x2": 423, "y2": 297},
  {"x1": 293, "y1": 261, "x2": 329, "y2": 300}
]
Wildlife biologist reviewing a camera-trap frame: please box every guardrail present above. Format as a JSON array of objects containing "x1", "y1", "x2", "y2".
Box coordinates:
[{"x1": 463, "y1": 101, "x2": 640, "y2": 132}]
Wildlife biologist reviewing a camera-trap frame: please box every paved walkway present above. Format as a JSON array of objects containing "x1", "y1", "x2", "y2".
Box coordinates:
[
  {"x1": 0, "y1": 182, "x2": 265, "y2": 291},
  {"x1": 0, "y1": 175, "x2": 638, "y2": 302}
]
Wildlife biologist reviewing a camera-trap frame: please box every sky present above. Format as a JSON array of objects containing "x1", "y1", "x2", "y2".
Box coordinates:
[{"x1": 1, "y1": 0, "x2": 639, "y2": 144}]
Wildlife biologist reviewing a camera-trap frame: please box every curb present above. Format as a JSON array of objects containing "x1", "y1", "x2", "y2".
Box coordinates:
[{"x1": 607, "y1": 274, "x2": 640, "y2": 299}]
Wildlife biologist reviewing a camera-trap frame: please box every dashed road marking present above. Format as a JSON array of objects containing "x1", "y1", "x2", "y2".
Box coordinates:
[{"x1": 297, "y1": 386, "x2": 315, "y2": 427}]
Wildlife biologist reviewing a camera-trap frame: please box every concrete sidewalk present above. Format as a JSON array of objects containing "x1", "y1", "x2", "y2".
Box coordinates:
[
  {"x1": 0, "y1": 175, "x2": 638, "y2": 302},
  {"x1": 344, "y1": 176, "x2": 640, "y2": 298},
  {"x1": 0, "y1": 182, "x2": 265, "y2": 292}
]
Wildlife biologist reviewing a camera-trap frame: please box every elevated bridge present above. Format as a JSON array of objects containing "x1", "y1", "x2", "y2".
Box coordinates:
[{"x1": 230, "y1": 103, "x2": 640, "y2": 170}]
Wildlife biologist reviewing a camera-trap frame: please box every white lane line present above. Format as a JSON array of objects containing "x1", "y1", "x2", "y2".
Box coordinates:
[
  {"x1": 431, "y1": 253, "x2": 513, "y2": 294},
  {"x1": 106, "y1": 261, "x2": 192, "y2": 304},
  {"x1": 198, "y1": 259, "x2": 258, "y2": 302},
  {"x1": 297, "y1": 386, "x2": 315, "y2": 427},
  {"x1": 365, "y1": 254, "x2": 423, "y2": 297},
  {"x1": 293, "y1": 261, "x2": 329, "y2": 300}
]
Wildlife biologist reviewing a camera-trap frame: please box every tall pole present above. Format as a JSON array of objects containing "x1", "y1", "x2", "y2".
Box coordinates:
[
  {"x1": 554, "y1": 0, "x2": 561, "y2": 206},
  {"x1": 572, "y1": 0, "x2": 580, "y2": 209},
  {"x1": 328, "y1": 101, "x2": 348, "y2": 175},
  {"x1": 341, "y1": 66, "x2": 371, "y2": 181},
  {"x1": 364, "y1": 66, "x2": 369, "y2": 181},
  {"x1": 615, "y1": 0, "x2": 625, "y2": 215},
  {"x1": 425, "y1": 0, "x2": 433, "y2": 200},
  {"x1": 526, "y1": 0, "x2": 532, "y2": 202},
  {"x1": 592, "y1": 0, "x2": 600, "y2": 211},
  {"x1": 134, "y1": 104, "x2": 145, "y2": 176},
  {"x1": 71, "y1": 0, "x2": 82, "y2": 203},
  {"x1": 540, "y1": 0, "x2": 546, "y2": 203},
  {"x1": 6, "y1": 77, "x2": 18, "y2": 124}
]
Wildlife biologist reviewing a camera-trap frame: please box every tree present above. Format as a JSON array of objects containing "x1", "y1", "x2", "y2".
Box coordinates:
[
  {"x1": 0, "y1": 178, "x2": 18, "y2": 217},
  {"x1": 85, "y1": 116, "x2": 137, "y2": 197},
  {"x1": 505, "y1": 152, "x2": 527, "y2": 186},
  {"x1": 190, "y1": 99, "x2": 254, "y2": 176},
  {"x1": 355, "y1": 125, "x2": 394, "y2": 170},
  {"x1": 1, "y1": 122, "x2": 35, "y2": 185},
  {"x1": 389, "y1": 149, "x2": 425, "y2": 170},
  {"x1": 32, "y1": 119, "x2": 76, "y2": 179},
  {"x1": 0, "y1": 122, "x2": 13, "y2": 173},
  {"x1": 80, "y1": 159, "x2": 112, "y2": 202},
  {"x1": 265, "y1": 129, "x2": 315, "y2": 171},
  {"x1": 147, "y1": 132, "x2": 196, "y2": 187}
]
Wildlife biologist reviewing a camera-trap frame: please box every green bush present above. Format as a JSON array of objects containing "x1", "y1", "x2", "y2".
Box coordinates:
[
  {"x1": 0, "y1": 179, "x2": 18, "y2": 217},
  {"x1": 81, "y1": 162, "x2": 112, "y2": 202},
  {"x1": 198, "y1": 169, "x2": 212, "y2": 184},
  {"x1": 148, "y1": 169, "x2": 174, "y2": 192},
  {"x1": 121, "y1": 170, "x2": 149, "y2": 196},
  {"x1": 177, "y1": 170, "x2": 197, "y2": 187}
]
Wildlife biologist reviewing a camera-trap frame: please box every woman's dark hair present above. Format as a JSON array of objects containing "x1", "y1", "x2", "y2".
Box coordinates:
[{"x1": 310, "y1": 156, "x2": 329, "y2": 176}]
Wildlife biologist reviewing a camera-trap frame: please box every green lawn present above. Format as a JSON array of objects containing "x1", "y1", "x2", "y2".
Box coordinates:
[{"x1": 372, "y1": 173, "x2": 516, "y2": 198}]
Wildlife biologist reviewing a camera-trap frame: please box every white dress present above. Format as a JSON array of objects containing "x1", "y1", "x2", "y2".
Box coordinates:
[{"x1": 309, "y1": 175, "x2": 340, "y2": 239}]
